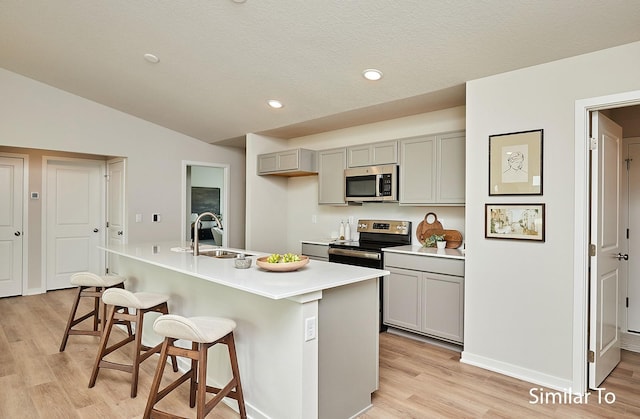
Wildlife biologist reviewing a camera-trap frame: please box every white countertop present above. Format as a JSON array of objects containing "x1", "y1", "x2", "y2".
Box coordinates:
[
  {"x1": 382, "y1": 244, "x2": 465, "y2": 260},
  {"x1": 101, "y1": 242, "x2": 388, "y2": 300}
]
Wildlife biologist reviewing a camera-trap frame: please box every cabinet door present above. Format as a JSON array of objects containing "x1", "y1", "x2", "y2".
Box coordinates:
[
  {"x1": 399, "y1": 136, "x2": 436, "y2": 204},
  {"x1": 383, "y1": 267, "x2": 421, "y2": 331},
  {"x1": 318, "y1": 148, "x2": 347, "y2": 205},
  {"x1": 422, "y1": 272, "x2": 464, "y2": 343},
  {"x1": 277, "y1": 149, "x2": 300, "y2": 171},
  {"x1": 347, "y1": 140, "x2": 398, "y2": 167},
  {"x1": 371, "y1": 141, "x2": 398, "y2": 165},
  {"x1": 436, "y1": 132, "x2": 465, "y2": 204},
  {"x1": 347, "y1": 145, "x2": 372, "y2": 167},
  {"x1": 257, "y1": 153, "x2": 278, "y2": 174}
]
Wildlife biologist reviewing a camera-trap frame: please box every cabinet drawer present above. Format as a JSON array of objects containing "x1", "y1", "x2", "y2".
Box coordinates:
[
  {"x1": 384, "y1": 252, "x2": 464, "y2": 277},
  {"x1": 301, "y1": 243, "x2": 329, "y2": 260}
]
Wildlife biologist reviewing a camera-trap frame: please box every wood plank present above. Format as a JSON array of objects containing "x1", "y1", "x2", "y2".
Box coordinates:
[{"x1": 2, "y1": 288, "x2": 640, "y2": 418}]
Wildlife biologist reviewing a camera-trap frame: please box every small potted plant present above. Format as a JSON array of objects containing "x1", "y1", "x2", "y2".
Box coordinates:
[{"x1": 424, "y1": 233, "x2": 446, "y2": 248}]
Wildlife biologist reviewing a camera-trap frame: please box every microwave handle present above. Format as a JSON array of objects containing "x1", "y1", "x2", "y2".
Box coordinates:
[{"x1": 378, "y1": 176, "x2": 384, "y2": 197}]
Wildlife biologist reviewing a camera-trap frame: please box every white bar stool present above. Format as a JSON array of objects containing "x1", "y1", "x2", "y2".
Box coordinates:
[
  {"x1": 143, "y1": 314, "x2": 247, "y2": 419},
  {"x1": 89, "y1": 288, "x2": 178, "y2": 398},
  {"x1": 59, "y1": 272, "x2": 127, "y2": 352}
]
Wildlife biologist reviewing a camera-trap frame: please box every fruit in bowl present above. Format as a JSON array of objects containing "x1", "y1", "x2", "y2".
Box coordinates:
[{"x1": 257, "y1": 253, "x2": 309, "y2": 272}]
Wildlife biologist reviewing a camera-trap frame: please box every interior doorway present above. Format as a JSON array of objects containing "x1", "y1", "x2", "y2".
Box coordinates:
[
  {"x1": 574, "y1": 90, "x2": 640, "y2": 392},
  {"x1": 181, "y1": 161, "x2": 230, "y2": 248}
]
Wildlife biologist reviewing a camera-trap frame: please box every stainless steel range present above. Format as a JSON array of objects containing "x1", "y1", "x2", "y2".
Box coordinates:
[{"x1": 328, "y1": 219, "x2": 411, "y2": 331}]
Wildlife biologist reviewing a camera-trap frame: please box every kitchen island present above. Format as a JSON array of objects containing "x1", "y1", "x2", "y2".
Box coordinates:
[{"x1": 101, "y1": 242, "x2": 388, "y2": 419}]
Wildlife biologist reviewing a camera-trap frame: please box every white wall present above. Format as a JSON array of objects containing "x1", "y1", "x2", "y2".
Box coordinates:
[
  {"x1": 462, "y1": 41, "x2": 640, "y2": 390},
  {"x1": 245, "y1": 107, "x2": 467, "y2": 254},
  {"x1": 0, "y1": 68, "x2": 246, "y2": 293},
  {"x1": 245, "y1": 133, "x2": 290, "y2": 253}
]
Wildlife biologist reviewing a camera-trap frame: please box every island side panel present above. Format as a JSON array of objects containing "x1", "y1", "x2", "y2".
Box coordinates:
[
  {"x1": 118, "y1": 256, "x2": 316, "y2": 419},
  {"x1": 318, "y1": 278, "x2": 379, "y2": 419}
]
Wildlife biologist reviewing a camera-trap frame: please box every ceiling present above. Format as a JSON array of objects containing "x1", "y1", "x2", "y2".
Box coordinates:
[{"x1": 2, "y1": 1, "x2": 640, "y2": 147}]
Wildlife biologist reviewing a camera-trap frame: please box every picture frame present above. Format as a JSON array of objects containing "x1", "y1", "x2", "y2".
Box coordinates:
[
  {"x1": 489, "y1": 129, "x2": 543, "y2": 195},
  {"x1": 485, "y1": 203, "x2": 545, "y2": 242}
]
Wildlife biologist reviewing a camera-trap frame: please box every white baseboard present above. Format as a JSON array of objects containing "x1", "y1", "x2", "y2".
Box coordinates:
[
  {"x1": 621, "y1": 331, "x2": 640, "y2": 352},
  {"x1": 460, "y1": 351, "x2": 574, "y2": 393}
]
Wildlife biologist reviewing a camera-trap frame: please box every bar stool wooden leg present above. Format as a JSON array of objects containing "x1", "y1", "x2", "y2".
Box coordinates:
[
  {"x1": 89, "y1": 289, "x2": 176, "y2": 398},
  {"x1": 227, "y1": 333, "x2": 247, "y2": 418},
  {"x1": 59, "y1": 277, "x2": 127, "y2": 352},
  {"x1": 144, "y1": 314, "x2": 247, "y2": 419}
]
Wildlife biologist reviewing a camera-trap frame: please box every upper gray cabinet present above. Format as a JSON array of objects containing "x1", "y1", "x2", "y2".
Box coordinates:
[
  {"x1": 257, "y1": 148, "x2": 317, "y2": 176},
  {"x1": 347, "y1": 140, "x2": 398, "y2": 168},
  {"x1": 399, "y1": 131, "x2": 465, "y2": 205},
  {"x1": 317, "y1": 147, "x2": 347, "y2": 205}
]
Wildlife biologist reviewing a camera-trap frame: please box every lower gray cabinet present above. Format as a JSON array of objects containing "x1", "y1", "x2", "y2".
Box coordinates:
[{"x1": 383, "y1": 252, "x2": 464, "y2": 344}]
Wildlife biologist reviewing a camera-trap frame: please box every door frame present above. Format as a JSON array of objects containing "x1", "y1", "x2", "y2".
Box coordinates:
[
  {"x1": 573, "y1": 89, "x2": 640, "y2": 392},
  {"x1": 181, "y1": 160, "x2": 230, "y2": 248},
  {"x1": 0, "y1": 152, "x2": 29, "y2": 295},
  {"x1": 41, "y1": 155, "x2": 106, "y2": 289}
]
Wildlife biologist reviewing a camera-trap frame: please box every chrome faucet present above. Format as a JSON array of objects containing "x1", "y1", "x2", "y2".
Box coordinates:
[{"x1": 193, "y1": 211, "x2": 223, "y2": 256}]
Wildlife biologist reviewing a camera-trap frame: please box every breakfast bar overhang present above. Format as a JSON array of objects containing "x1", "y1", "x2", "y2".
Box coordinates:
[{"x1": 101, "y1": 242, "x2": 387, "y2": 419}]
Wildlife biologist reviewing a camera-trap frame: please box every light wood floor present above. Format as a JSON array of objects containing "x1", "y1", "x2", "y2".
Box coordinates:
[{"x1": 2, "y1": 288, "x2": 640, "y2": 418}]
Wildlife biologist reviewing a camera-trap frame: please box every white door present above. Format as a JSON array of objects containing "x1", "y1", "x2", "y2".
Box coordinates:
[
  {"x1": 45, "y1": 159, "x2": 104, "y2": 290},
  {"x1": 589, "y1": 111, "x2": 623, "y2": 388},
  {"x1": 627, "y1": 140, "x2": 640, "y2": 332},
  {"x1": 106, "y1": 159, "x2": 126, "y2": 275},
  {"x1": 0, "y1": 156, "x2": 24, "y2": 297}
]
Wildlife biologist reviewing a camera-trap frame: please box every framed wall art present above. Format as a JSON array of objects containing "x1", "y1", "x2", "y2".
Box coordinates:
[
  {"x1": 485, "y1": 203, "x2": 545, "y2": 241},
  {"x1": 489, "y1": 129, "x2": 543, "y2": 195}
]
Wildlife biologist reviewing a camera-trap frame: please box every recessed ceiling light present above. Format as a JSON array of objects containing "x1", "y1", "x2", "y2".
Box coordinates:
[
  {"x1": 362, "y1": 69, "x2": 383, "y2": 81},
  {"x1": 267, "y1": 99, "x2": 284, "y2": 109},
  {"x1": 143, "y1": 53, "x2": 160, "y2": 64}
]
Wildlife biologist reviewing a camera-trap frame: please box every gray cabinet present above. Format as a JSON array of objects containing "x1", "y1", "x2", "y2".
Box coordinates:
[
  {"x1": 257, "y1": 148, "x2": 317, "y2": 176},
  {"x1": 347, "y1": 140, "x2": 398, "y2": 168},
  {"x1": 399, "y1": 131, "x2": 465, "y2": 205},
  {"x1": 317, "y1": 148, "x2": 347, "y2": 205},
  {"x1": 383, "y1": 252, "x2": 464, "y2": 344},
  {"x1": 301, "y1": 242, "x2": 329, "y2": 261}
]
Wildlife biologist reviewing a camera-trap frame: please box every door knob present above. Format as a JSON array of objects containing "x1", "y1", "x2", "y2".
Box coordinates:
[
  {"x1": 616, "y1": 253, "x2": 629, "y2": 261},
  {"x1": 14, "y1": 231, "x2": 21, "y2": 237},
  {"x1": 117, "y1": 231, "x2": 123, "y2": 236},
  {"x1": 93, "y1": 228, "x2": 99, "y2": 233}
]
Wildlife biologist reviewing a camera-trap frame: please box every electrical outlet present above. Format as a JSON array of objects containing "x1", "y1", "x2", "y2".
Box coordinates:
[
  {"x1": 304, "y1": 317, "x2": 316, "y2": 341},
  {"x1": 311, "y1": 214, "x2": 317, "y2": 224},
  {"x1": 348, "y1": 216, "x2": 355, "y2": 225},
  {"x1": 152, "y1": 213, "x2": 161, "y2": 222}
]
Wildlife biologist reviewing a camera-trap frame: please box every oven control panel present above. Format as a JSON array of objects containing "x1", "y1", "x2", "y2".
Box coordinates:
[{"x1": 356, "y1": 219, "x2": 410, "y2": 235}]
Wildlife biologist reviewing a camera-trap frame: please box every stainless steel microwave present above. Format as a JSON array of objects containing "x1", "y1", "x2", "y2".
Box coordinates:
[{"x1": 344, "y1": 164, "x2": 398, "y2": 202}]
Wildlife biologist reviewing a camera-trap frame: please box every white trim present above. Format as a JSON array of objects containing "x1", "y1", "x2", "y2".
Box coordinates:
[
  {"x1": 573, "y1": 89, "x2": 640, "y2": 393},
  {"x1": 181, "y1": 160, "x2": 230, "y2": 248},
  {"x1": 461, "y1": 352, "x2": 574, "y2": 393},
  {"x1": 0, "y1": 152, "x2": 29, "y2": 296},
  {"x1": 621, "y1": 331, "x2": 640, "y2": 353}
]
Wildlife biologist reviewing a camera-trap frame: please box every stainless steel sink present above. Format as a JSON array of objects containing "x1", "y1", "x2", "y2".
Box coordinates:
[{"x1": 200, "y1": 249, "x2": 240, "y2": 258}]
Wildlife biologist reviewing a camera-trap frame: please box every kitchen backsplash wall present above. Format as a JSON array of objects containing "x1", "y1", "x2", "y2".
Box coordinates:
[
  {"x1": 279, "y1": 107, "x2": 466, "y2": 253},
  {"x1": 286, "y1": 175, "x2": 465, "y2": 252}
]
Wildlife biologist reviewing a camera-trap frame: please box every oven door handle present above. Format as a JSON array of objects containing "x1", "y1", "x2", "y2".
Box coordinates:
[{"x1": 328, "y1": 248, "x2": 381, "y2": 260}]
